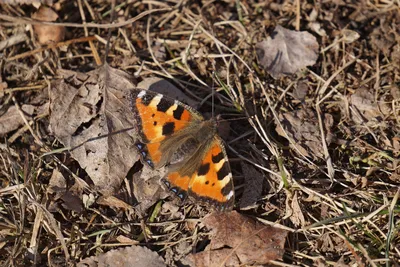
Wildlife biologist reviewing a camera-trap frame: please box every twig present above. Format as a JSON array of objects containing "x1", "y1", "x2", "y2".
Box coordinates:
[
  {"x1": 7, "y1": 36, "x2": 96, "y2": 61},
  {"x1": 0, "y1": 33, "x2": 28, "y2": 51}
]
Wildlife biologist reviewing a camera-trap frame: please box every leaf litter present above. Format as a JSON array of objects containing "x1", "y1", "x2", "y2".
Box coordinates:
[
  {"x1": 49, "y1": 65, "x2": 139, "y2": 196},
  {"x1": 1, "y1": 1, "x2": 400, "y2": 267},
  {"x1": 184, "y1": 211, "x2": 287, "y2": 266},
  {"x1": 77, "y1": 245, "x2": 166, "y2": 267},
  {"x1": 256, "y1": 25, "x2": 319, "y2": 78}
]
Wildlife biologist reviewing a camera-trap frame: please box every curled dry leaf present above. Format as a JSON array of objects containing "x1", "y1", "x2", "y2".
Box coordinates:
[
  {"x1": 77, "y1": 245, "x2": 166, "y2": 267},
  {"x1": 348, "y1": 88, "x2": 391, "y2": 125},
  {"x1": 132, "y1": 165, "x2": 170, "y2": 215},
  {"x1": 370, "y1": 22, "x2": 399, "y2": 55},
  {"x1": 47, "y1": 169, "x2": 84, "y2": 212},
  {"x1": 96, "y1": 195, "x2": 133, "y2": 211},
  {"x1": 256, "y1": 25, "x2": 319, "y2": 79},
  {"x1": 239, "y1": 162, "x2": 264, "y2": 210},
  {"x1": 0, "y1": 104, "x2": 35, "y2": 136},
  {"x1": 293, "y1": 80, "x2": 309, "y2": 101},
  {"x1": 275, "y1": 108, "x2": 334, "y2": 159},
  {"x1": 287, "y1": 191, "x2": 306, "y2": 227},
  {"x1": 185, "y1": 211, "x2": 287, "y2": 266},
  {"x1": 47, "y1": 169, "x2": 66, "y2": 199},
  {"x1": 49, "y1": 65, "x2": 139, "y2": 196},
  {"x1": 31, "y1": 6, "x2": 65, "y2": 45}
]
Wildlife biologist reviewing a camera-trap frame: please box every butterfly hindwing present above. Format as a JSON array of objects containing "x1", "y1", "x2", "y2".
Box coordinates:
[{"x1": 163, "y1": 136, "x2": 234, "y2": 210}]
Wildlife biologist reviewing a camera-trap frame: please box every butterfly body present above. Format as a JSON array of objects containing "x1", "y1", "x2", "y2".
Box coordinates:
[{"x1": 130, "y1": 89, "x2": 234, "y2": 210}]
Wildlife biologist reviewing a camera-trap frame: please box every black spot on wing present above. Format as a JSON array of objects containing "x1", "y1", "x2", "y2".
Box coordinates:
[
  {"x1": 221, "y1": 182, "x2": 233, "y2": 196},
  {"x1": 217, "y1": 162, "x2": 230, "y2": 180},
  {"x1": 140, "y1": 92, "x2": 155, "y2": 106},
  {"x1": 212, "y1": 152, "x2": 224, "y2": 163},
  {"x1": 162, "y1": 122, "x2": 175, "y2": 136},
  {"x1": 157, "y1": 97, "x2": 173, "y2": 112},
  {"x1": 197, "y1": 163, "x2": 210, "y2": 176},
  {"x1": 173, "y1": 105, "x2": 185, "y2": 120}
]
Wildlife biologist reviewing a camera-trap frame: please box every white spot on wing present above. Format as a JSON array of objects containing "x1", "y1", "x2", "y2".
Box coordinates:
[
  {"x1": 225, "y1": 190, "x2": 234, "y2": 200},
  {"x1": 137, "y1": 90, "x2": 146, "y2": 98}
]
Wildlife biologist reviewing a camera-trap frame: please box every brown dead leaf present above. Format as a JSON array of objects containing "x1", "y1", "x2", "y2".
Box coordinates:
[
  {"x1": 47, "y1": 169, "x2": 84, "y2": 212},
  {"x1": 319, "y1": 233, "x2": 346, "y2": 253},
  {"x1": 116, "y1": 235, "x2": 139, "y2": 245},
  {"x1": 293, "y1": 80, "x2": 309, "y2": 101},
  {"x1": 349, "y1": 88, "x2": 391, "y2": 124},
  {"x1": 47, "y1": 169, "x2": 67, "y2": 199},
  {"x1": 288, "y1": 191, "x2": 306, "y2": 227},
  {"x1": 77, "y1": 245, "x2": 166, "y2": 267},
  {"x1": 239, "y1": 162, "x2": 264, "y2": 210},
  {"x1": 152, "y1": 41, "x2": 166, "y2": 61},
  {"x1": 276, "y1": 108, "x2": 334, "y2": 159},
  {"x1": 31, "y1": 6, "x2": 65, "y2": 45},
  {"x1": 49, "y1": 65, "x2": 139, "y2": 196},
  {"x1": 132, "y1": 165, "x2": 170, "y2": 215},
  {"x1": 256, "y1": 25, "x2": 319, "y2": 79},
  {"x1": 185, "y1": 211, "x2": 287, "y2": 266},
  {"x1": 0, "y1": 104, "x2": 35, "y2": 136},
  {"x1": 370, "y1": 21, "x2": 399, "y2": 55},
  {"x1": 97, "y1": 195, "x2": 133, "y2": 211}
]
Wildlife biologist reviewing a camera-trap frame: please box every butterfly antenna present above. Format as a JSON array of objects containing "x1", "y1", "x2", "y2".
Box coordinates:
[{"x1": 103, "y1": 0, "x2": 116, "y2": 65}]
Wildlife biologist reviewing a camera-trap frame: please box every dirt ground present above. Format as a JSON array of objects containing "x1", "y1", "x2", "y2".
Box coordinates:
[{"x1": 0, "y1": 1, "x2": 399, "y2": 266}]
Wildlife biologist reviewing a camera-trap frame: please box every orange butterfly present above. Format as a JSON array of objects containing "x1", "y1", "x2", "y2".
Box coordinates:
[{"x1": 130, "y1": 89, "x2": 234, "y2": 210}]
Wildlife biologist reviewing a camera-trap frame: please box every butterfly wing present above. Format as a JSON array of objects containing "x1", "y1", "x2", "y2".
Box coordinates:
[
  {"x1": 163, "y1": 136, "x2": 234, "y2": 210},
  {"x1": 130, "y1": 89, "x2": 203, "y2": 168}
]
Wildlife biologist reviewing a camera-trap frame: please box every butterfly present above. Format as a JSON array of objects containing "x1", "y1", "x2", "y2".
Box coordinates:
[{"x1": 129, "y1": 89, "x2": 234, "y2": 211}]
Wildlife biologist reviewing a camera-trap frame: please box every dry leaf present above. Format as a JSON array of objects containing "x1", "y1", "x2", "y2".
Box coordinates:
[
  {"x1": 349, "y1": 88, "x2": 391, "y2": 124},
  {"x1": 97, "y1": 195, "x2": 133, "y2": 211},
  {"x1": 47, "y1": 169, "x2": 67, "y2": 199},
  {"x1": 132, "y1": 165, "x2": 169, "y2": 215},
  {"x1": 341, "y1": 29, "x2": 360, "y2": 43},
  {"x1": 288, "y1": 191, "x2": 306, "y2": 227},
  {"x1": 239, "y1": 162, "x2": 264, "y2": 210},
  {"x1": 185, "y1": 211, "x2": 287, "y2": 266},
  {"x1": 370, "y1": 22, "x2": 398, "y2": 54},
  {"x1": 47, "y1": 169, "x2": 84, "y2": 212},
  {"x1": 116, "y1": 235, "x2": 139, "y2": 245},
  {"x1": 152, "y1": 41, "x2": 166, "y2": 61},
  {"x1": 256, "y1": 25, "x2": 319, "y2": 78},
  {"x1": 31, "y1": 6, "x2": 65, "y2": 44},
  {"x1": 77, "y1": 246, "x2": 166, "y2": 267},
  {"x1": 293, "y1": 80, "x2": 309, "y2": 101},
  {"x1": 49, "y1": 65, "x2": 139, "y2": 196},
  {"x1": 276, "y1": 108, "x2": 334, "y2": 159},
  {"x1": 0, "y1": 105, "x2": 35, "y2": 136}
]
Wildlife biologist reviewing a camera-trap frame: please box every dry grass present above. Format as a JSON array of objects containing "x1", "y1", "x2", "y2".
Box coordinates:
[{"x1": 1, "y1": 0, "x2": 400, "y2": 266}]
